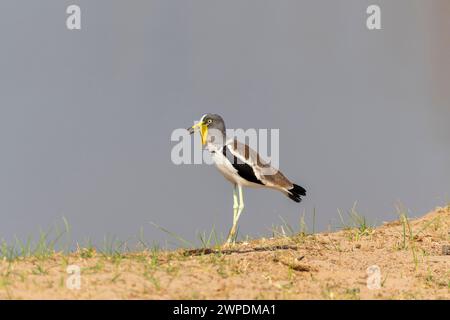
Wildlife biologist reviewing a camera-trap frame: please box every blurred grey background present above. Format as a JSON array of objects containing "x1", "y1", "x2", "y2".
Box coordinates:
[{"x1": 0, "y1": 0, "x2": 449, "y2": 247}]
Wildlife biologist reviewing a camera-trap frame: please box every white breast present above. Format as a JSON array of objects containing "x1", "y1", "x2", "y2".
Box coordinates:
[{"x1": 210, "y1": 148, "x2": 238, "y2": 184}]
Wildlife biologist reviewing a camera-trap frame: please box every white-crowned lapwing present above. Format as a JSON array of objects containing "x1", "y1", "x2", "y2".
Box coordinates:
[{"x1": 188, "y1": 114, "x2": 306, "y2": 245}]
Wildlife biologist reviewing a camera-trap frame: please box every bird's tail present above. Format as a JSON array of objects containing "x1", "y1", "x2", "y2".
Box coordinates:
[{"x1": 287, "y1": 184, "x2": 306, "y2": 203}]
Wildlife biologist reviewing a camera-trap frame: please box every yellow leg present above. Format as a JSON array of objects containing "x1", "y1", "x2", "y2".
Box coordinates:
[
  {"x1": 236, "y1": 185, "x2": 245, "y2": 221},
  {"x1": 226, "y1": 184, "x2": 244, "y2": 245},
  {"x1": 232, "y1": 184, "x2": 239, "y2": 223}
]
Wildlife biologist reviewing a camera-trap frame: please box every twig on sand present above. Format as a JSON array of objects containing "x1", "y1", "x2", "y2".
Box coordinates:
[{"x1": 183, "y1": 244, "x2": 299, "y2": 256}]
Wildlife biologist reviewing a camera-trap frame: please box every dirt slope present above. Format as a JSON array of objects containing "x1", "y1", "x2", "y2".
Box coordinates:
[{"x1": 1, "y1": 206, "x2": 449, "y2": 299}]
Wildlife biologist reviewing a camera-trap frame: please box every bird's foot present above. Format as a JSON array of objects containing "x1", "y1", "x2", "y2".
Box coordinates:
[
  {"x1": 222, "y1": 233, "x2": 237, "y2": 248},
  {"x1": 221, "y1": 240, "x2": 235, "y2": 249}
]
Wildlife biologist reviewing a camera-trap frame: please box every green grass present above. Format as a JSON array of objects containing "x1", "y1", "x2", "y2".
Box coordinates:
[
  {"x1": 0, "y1": 203, "x2": 445, "y2": 262},
  {"x1": 0, "y1": 218, "x2": 71, "y2": 261},
  {"x1": 0, "y1": 206, "x2": 372, "y2": 262},
  {"x1": 270, "y1": 208, "x2": 317, "y2": 240},
  {"x1": 150, "y1": 221, "x2": 232, "y2": 250},
  {"x1": 337, "y1": 202, "x2": 374, "y2": 241},
  {"x1": 0, "y1": 219, "x2": 159, "y2": 262},
  {"x1": 32, "y1": 264, "x2": 48, "y2": 276},
  {"x1": 149, "y1": 222, "x2": 195, "y2": 248},
  {"x1": 0, "y1": 204, "x2": 384, "y2": 262},
  {"x1": 197, "y1": 225, "x2": 224, "y2": 249},
  {"x1": 395, "y1": 204, "x2": 441, "y2": 270},
  {"x1": 99, "y1": 234, "x2": 129, "y2": 258}
]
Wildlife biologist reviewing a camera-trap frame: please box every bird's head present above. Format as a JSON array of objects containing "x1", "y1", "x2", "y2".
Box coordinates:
[{"x1": 187, "y1": 114, "x2": 226, "y2": 145}]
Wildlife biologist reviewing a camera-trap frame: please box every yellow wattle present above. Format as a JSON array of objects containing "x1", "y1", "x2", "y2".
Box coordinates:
[{"x1": 200, "y1": 125, "x2": 208, "y2": 145}]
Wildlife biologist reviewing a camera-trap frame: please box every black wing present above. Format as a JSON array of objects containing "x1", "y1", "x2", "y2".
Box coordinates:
[{"x1": 222, "y1": 145, "x2": 263, "y2": 185}]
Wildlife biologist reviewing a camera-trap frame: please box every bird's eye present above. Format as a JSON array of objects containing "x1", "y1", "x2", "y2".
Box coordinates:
[{"x1": 207, "y1": 119, "x2": 212, "y2": 124}]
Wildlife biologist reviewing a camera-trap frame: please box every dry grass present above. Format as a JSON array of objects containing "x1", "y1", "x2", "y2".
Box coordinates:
[{"x1": 0, "y1": 206, "x2": 449, "y2": 299}]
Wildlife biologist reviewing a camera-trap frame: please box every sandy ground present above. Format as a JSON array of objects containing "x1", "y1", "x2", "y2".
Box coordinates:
[{"x1": 1, "y1": 206, "x2": 449, "y2": 299}]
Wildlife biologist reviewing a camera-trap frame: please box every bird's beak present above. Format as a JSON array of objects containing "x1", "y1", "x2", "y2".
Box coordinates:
[{"x1": 187, "y1": 121, "x2": 208, "y2": 145}]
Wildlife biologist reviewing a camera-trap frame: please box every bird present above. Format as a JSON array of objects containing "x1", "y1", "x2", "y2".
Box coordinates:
[{"x1": 187, "y1": 114, "x2": 306, "y2": 245}]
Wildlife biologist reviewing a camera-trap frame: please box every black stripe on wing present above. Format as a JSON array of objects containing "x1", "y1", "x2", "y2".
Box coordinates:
[{"x1": 223, "y1": 145, "x2": 264, "y2": 185}]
